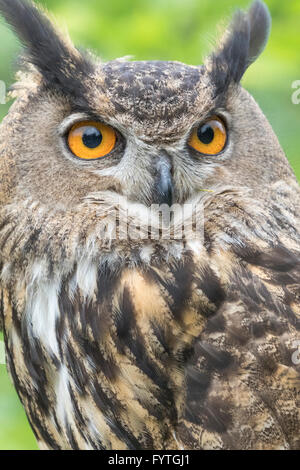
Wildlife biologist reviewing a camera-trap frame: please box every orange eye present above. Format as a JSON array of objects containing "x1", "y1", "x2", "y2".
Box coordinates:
[
  {"x1": 67, "y1": 121, "x2": 117, "y2": 160},
  {"x1": 188, "y1": 116, "x2": 227, "y2": 155}
]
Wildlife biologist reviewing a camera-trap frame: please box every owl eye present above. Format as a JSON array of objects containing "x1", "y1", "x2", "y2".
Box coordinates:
[
  {"x1": 67, "y1": 121, "x2": 117, "y2": 160},
  {"x1": 188, "y1": 116, "x2": 227, "y2": 155}
]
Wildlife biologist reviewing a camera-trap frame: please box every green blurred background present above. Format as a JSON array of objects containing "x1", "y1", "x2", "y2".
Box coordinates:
[{"x1": 0, "y1": 0, "x2": 299, "y2": 450}]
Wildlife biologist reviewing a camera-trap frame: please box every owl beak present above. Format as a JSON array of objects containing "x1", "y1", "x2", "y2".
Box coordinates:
[{"x1": 154, "y1": 155, "x2": 173, "y2": 207}]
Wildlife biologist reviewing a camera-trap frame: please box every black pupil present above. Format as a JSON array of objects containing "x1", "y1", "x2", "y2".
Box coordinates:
[
  {"x1": 197, "y1": 123, "x2": 215, "y2": 145},
  {"x1": 82, "y1": 127, "x2": 103, "y2": 149}
]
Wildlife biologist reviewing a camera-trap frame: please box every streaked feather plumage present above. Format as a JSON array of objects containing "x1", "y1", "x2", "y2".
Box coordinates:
[{"x1": 0, "y1": 0, "x2": 299, "y2": 450}]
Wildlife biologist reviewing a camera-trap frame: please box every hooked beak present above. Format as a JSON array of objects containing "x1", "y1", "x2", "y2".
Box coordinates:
[{"x1": 154, "y1": 155, "x2": 173, "y2": 206}]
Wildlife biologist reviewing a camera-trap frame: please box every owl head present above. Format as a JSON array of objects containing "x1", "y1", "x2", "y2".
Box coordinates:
[{"x1": 0, "y1": 0, "x2": 298, "y2": 268}]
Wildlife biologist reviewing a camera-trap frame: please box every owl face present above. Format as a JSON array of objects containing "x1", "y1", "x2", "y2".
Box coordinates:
[
  {"x1": 0, "y1": 0, "x2": 297, "y2": 260},
  {"x1": 3, "y1": 58, "x2": 289, "y2": 212},
  {"x1": 4, "y1": 60, "x2": 214, "y2": 209}
]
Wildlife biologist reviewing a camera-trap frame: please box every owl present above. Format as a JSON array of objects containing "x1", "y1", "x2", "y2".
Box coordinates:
[{"x1": 0, "y1": 0, "x2": 299, "y2": 451}]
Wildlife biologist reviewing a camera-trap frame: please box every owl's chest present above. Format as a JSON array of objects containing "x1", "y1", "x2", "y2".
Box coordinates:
[{"x1": 2, "y1": 253, "x2": 215, "y2": 449}]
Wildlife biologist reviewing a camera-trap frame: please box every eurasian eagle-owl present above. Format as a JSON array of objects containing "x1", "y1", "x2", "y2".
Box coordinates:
[{"x1": 0, "y1": 0, "x2": 299, "y2": 450}]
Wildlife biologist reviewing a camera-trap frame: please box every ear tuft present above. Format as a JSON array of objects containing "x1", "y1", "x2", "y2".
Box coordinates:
[
  {"x1": 247, "y1": 0, "x2": 271, "y2": 64},
  {"x1": 206, "y1": 0, "x2": 271, "y2": 96},
  {"x1": 0, "y1": 0, "x2": 93, "y2": 97}
]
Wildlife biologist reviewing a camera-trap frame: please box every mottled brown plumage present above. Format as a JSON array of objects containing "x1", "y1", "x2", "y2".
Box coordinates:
[{"x1": 0, "y1": 0, "x2": 299, "y2": 450}]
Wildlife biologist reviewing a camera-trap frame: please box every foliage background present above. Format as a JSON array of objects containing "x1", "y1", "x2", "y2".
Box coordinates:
[{"x1": 0, "y1": 0, "x2": 299, "y2": 450}]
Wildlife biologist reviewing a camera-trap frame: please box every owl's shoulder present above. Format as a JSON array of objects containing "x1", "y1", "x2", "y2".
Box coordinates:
[{"x1": 179, "y1": 240, "x2": 300, "y2": 449}]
